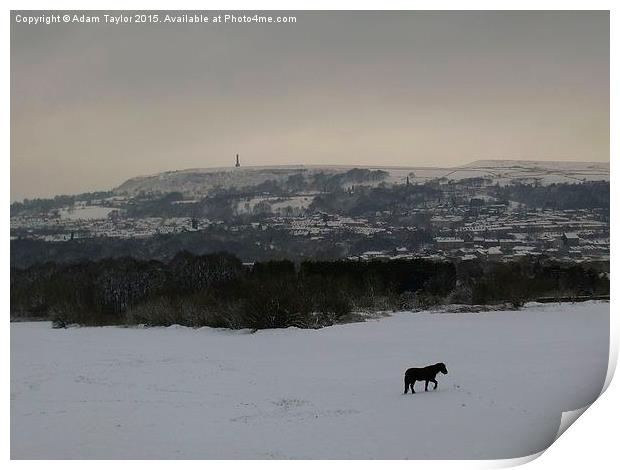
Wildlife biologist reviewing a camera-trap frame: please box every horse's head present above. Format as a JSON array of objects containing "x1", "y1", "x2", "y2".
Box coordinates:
[{"x1": 436, "y1": 363, "x2": 448, "y2": 374}]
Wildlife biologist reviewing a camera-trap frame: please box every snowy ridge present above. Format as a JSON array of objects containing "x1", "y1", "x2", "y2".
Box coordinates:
[{"x1": 113, "y1": 160, "x2": 610, "y2": 197}]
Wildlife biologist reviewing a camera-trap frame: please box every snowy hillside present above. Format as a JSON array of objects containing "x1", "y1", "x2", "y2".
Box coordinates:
[
  {"x1": 11, "y1": 302, "x2": 608, "y2": 459},
  {"x1": 114, "y1": 166, "x2": 320, "y2": 197},
  {"x1": 113, "y1": 160, "x2": 610, "y2": 197},
  {"x1": 461, "y1": 160, "x2": 610, "y2": 185}
]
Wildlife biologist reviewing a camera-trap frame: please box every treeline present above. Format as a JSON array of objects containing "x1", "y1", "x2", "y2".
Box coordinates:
[
  {"x1": 10, "y1": 191, "x2": 114, "y2": 216},
  {"x1": 10, "y1": 254, "x2": 454, "y2": 329},
  {"x1": 260, "y1": 168, "x2": 389, "y2": 194},
  {"x1": 453, "y1": 259, "x2": 608, "y2": 306},
  {"x1": 11, "y1": 253, "x2": 608, "y2": 329},
  {"x1": 310, "y1": 184, "x2": 441, "y2": 216},
  {"x1": 492, "y1": 181, "x2": 610, "y2": 210}
]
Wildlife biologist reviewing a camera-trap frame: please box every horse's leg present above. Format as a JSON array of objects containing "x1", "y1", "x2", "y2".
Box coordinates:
[
  {"x1": 425, "y1": 380, "x2": 429, "y2": 391},
  {"x1": 411, "y1": 380, "x2": 416, "y2": 393},
  {"x1": 404, "y1": 379, "x2": 409, "y2": 394},
  {"x1": 432, "y1": 379, "x2": 438, "y2": 390}
]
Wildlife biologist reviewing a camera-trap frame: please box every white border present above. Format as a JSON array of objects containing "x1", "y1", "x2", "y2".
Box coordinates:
[{"x1": 4, "y1": 1, "x2": 616, "y2": 468}]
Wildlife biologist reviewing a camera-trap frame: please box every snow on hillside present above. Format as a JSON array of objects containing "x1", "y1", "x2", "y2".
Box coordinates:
[
  {"x1": 58, "y1": 205, "x2": 114, "y2": 221},
  {"x1": 462, "y1": 160, "x2": 610, "y2": 185},
  {"x1": 11, "y1": 302, "x2": 609, "y2": 459},
  {"x1": 113, "y1": 160, "x2": 609, "y2": 197},
  {"x1": 114, "y1": 167, "x2": 316, "y2": 197}
]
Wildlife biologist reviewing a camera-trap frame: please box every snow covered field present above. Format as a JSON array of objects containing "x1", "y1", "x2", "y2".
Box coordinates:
[
  {"x1": 58, "y1": 205, "x2": 114, "y2": 221},
  {"x1": 11, "y1": 302, "x2": 609, "y2": 459}
]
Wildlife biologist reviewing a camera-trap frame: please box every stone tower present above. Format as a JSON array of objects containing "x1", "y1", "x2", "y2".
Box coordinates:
[{"x1": 235, "y1": 154, "x2": 240, "y2": 167}]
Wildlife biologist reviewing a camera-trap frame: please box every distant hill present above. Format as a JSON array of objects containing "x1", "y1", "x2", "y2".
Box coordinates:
[
  {"x1": 115, "y1": 167, "x2": 329, "y2": 197},
  {"x1": 113, "y1": 160, "x2": 610, "y2": 197}
]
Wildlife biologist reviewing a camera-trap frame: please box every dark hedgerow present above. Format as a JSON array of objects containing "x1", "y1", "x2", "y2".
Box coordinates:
[{"x1": 11, "y1": 252, "x2": 609, "y2": 329}]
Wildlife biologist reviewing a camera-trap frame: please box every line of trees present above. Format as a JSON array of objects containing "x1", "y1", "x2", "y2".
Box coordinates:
[
  {"x1": 492, "y1": 181, "x2": 610, "y2": 210},
  {"x1": 10, "y1": 252, "x2": 609, "y2": 329},
  {"x1": 10, "y1": 191, "x2": 114, "y2": 216}
]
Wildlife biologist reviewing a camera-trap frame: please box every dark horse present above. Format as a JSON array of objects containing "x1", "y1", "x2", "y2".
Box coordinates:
[{"x1": 404, "y1": 363, "x2": 448, "y2": 394}]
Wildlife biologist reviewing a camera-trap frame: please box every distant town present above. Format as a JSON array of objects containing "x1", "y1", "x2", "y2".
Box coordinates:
[{"x1": 10, "y1": 159, "x2": 610, "y2": 268}]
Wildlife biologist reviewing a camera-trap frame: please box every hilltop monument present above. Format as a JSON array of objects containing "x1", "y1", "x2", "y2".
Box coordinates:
[{"x1": 235, "y1": 154, "x2": 240, "y2": 167}]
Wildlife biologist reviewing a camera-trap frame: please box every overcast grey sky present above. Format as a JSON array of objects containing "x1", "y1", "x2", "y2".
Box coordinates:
[{"x1": 11, "y1": 11, "x2": 609, "y2": 201}]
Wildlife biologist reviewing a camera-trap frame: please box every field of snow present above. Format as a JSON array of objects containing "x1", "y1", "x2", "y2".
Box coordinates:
[
  {"x1": 58, "y1": 205, "x2": 114, "y2": 221},
  {"x1": 384, "y1": 160, "x2": 610, "y2": 186},
  {"x1": 11, "y1": 302, "x2": 609, "y2": 459}
]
